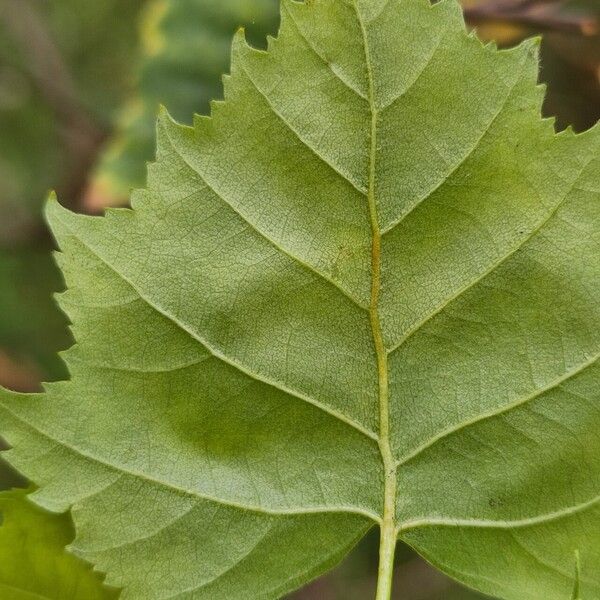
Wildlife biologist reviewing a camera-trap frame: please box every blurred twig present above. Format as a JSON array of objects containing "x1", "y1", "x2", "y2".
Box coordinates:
[
  {"x1": 0, "y1": 0, "x2": 106, "y2": 208},
  {"x1": 464, "y1": 0, "x2": 599, "y2": 36}
]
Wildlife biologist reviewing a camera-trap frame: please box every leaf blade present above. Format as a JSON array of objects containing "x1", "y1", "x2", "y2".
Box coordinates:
[{"x1": 2, "y1": 0, "x2": 600, "y2": 598}]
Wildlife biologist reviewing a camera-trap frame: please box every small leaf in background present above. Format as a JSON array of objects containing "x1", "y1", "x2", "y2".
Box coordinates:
[{"x1": 0, "y1": 487, "x2": 117, "y2": 599}]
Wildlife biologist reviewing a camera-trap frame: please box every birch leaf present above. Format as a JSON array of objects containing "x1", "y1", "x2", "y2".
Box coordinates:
[{"x1": 1, "y1": 0, "x2": 599, "y2": 598}]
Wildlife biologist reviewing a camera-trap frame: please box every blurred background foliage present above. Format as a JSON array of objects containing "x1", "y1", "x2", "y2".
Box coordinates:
[
  {"x1": 0, "y1": 0, "x2": 598, "y2": 597},
  {"x1": 86, "y1": 0, "x2": 280, "y2": 208}
]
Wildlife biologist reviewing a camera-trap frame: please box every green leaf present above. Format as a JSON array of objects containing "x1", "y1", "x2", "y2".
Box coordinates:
[
  {"x1": 88, "y1": 0, "x2": 280, "y2": 205},
  {"x1": 0, "y1": 487, "x2": 117, "y2": 599},
  {"x1": 1, "y1": 0, "x2": 599, "y2": 598}
]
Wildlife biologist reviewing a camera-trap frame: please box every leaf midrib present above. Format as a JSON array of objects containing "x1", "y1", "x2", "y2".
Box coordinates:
[{"x1": 353, "y1": 5, "x2": 399, "y2": 597}]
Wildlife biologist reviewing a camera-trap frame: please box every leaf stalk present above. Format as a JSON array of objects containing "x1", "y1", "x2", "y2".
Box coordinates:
[{"x1": 354, "y1": 3, "x2": 399, "y2": 599}]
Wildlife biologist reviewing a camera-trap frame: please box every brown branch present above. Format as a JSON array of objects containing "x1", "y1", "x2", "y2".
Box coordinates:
[
  {"x1": 464, "y1": 1, "x2": 599, "y2": 36},
  {"x1": 0, "y1": 351, "x2": 42, "y2": 393}
]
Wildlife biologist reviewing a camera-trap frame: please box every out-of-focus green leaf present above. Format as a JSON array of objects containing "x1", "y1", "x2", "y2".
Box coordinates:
[
  {"x1": 0, "y1": 0, "x2": 145, "y2": 214},
  {"x1": 0, "y1": 487, "x2": 117, "y2": 599},
  {"x1": 88, "y1": 0, "x2": 279, "y2": 206}
]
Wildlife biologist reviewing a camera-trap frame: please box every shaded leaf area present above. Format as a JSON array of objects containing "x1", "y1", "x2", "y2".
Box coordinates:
[
  {"x1": 0, "y1": 0, "x2": 599, "y2": 599},
  {"x1": 0, "y1": 441, "x2": 26, "y2": 494},
  {"x1": 0, "y1": 486, "x2": 117, "y2": 599},
  {"x1": 87, "y1": 0, "x2": 280, "y2": 207}
]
